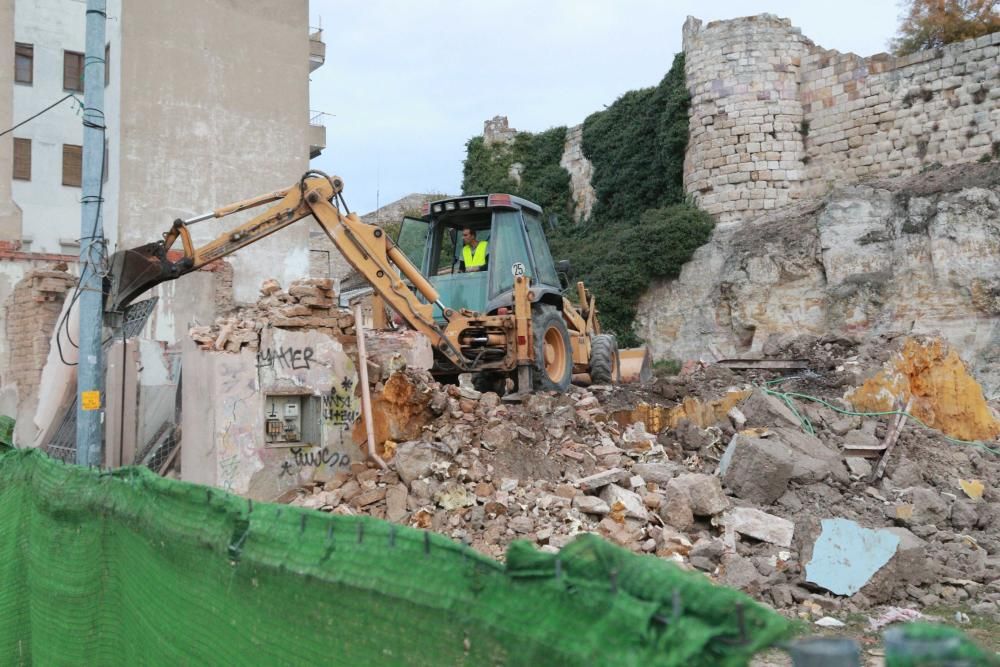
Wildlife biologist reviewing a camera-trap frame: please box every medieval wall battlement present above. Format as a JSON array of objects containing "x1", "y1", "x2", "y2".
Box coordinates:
[{"x1": 683, "y1": 14, "x2": 1000, "y2": 223}]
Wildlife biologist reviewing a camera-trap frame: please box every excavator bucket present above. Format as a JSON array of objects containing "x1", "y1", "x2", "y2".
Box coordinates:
[
  {"x1": 104, "y1": 242, "x2": 179, "y2": 314},
  {"x1": 619, "y1": 346, "x2": 653, "y2": 384}
]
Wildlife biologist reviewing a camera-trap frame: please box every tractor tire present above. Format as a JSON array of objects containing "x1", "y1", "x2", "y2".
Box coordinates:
[
  {"x1": 589, "y1": 334, "x2": 621, "y2": 385},
  {"x1": 531, "y1": 305, "x2": 573, "y2": 392}
]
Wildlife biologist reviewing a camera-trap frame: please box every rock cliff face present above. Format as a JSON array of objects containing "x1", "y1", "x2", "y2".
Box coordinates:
[{"x1": 635, "y1": 164, "x2": 1000, "y2": 394}]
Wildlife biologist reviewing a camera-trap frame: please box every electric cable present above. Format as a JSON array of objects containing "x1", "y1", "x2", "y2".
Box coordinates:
[
  {"x1": 0, "y1": 94, "x2": 75, "y2": 137},
  {"x1": 758, "y1": 378, "x2": 1000, "y2": 455}
]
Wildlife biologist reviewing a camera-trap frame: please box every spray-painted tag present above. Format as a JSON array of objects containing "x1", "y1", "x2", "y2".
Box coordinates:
[{"x1": 81, "y1": 391, "x2": 101, "y2": 411}]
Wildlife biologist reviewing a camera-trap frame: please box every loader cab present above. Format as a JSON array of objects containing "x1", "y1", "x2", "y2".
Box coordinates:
[{"x1": 395, "y1": 194, "x2": 562, "y2": 320}]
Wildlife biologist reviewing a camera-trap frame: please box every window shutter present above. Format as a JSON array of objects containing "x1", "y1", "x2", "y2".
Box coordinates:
[
  {"x1": 62, "y1": 144, "x2": 82, "y2": 187},
  {"x1": 13, "y1": 138, "x2": 31, "y2": 181},
  {"x1": 15, "y1": 43, "x2": 33, "y2": 84},
  {"x1": 63, "y1": 51, "x2": 84, "y2": 92}
]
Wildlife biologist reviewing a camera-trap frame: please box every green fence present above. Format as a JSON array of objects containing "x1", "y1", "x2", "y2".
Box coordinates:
[{"x1": 0, "y1": 448, "x2": 790, "y2": 665}]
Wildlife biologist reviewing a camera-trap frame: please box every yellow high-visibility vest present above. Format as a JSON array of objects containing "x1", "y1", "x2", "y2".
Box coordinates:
[{"x1": 462, "y1": 240, "x2": 488, "y2": 268}]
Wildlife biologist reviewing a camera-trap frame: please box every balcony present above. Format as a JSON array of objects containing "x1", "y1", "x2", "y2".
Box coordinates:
[
  {"x1": 309, "y1": 28, "x2": 325, "y2": 72},
  {"x1": 309, "y1": 111, "x2": 327, "y2": 159}
]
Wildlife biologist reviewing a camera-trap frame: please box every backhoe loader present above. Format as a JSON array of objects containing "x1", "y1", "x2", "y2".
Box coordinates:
[{"x1": 104, "y1": 171, "x2": 651, "y2": 396}]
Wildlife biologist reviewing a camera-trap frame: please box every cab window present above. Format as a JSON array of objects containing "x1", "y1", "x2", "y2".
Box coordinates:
[
  {"x1": 488, "y1": 210, "x2": 529, "y2": 297},
  {"x1": 522, "y1": 211, "x2": 559, "y2": 287}
]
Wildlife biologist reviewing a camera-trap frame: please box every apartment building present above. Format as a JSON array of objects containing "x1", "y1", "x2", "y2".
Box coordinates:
[{"x1": 0, "y1": 0, "x2": 326, "y2": 443}]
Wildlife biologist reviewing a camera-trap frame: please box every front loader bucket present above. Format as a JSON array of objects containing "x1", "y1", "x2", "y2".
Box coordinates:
[
  {"x1": 103, "y1": 242, "x2": 180, "y2": 314},
  {"x1": 619, "y1": 346, "x2": 652, "y2": 384}
]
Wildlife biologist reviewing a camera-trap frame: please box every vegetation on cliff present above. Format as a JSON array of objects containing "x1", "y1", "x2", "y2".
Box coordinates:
[{"x1": 461, "y1": 53, "x2": 713, "y2": 345}]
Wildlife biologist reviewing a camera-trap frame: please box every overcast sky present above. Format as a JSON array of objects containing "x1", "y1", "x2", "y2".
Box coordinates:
[{"x1": 308, "y1": 1, "x2": 902, "y2": 215}]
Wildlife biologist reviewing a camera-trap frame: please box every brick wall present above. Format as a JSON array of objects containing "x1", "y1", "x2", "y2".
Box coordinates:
[
  {"x1": 4, "y1": 265, "x2": 75, "y2": 429},
  {"x1": 683, "y1": 14, "x2": 1000, "y2": 223}
]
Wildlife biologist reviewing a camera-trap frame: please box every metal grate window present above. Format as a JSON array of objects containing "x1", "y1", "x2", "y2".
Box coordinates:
[
  {"x1": 13, "y1": 138, "x2": 30, "y2": 181},
  {"x1": 62, "y1": 144, "x2": 82, "y2": 187},
  {"x1": 63, "y1": 50, "x2": 84, "y2": 92}
]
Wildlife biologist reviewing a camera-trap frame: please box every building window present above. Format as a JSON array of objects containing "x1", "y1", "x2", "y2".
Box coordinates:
[
  {"x1": 104, "y1": 43, "x2": 110, "y2": 87},
  {"x1": 15, "y1": 43, "x2": 33, "y2": 84},
  {"x1": 13, "y1": 138, "x2": 31, "y2": 181},
  {"x1": 62, "y1": 144, "x2": 83, "y2": 187},
  {"x1": 63, "y1": 50, "x2": 84, "y2": 92}
]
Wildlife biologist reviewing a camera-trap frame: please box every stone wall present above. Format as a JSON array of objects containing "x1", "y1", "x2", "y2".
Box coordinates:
[{"x1": 683, "y1": 14, "x2": 1000, "y2": 223}]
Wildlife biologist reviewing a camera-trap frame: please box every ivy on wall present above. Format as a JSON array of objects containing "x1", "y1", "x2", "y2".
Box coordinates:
[
  {"x1": 463, "y1": 127, "x2": 572, "y2": 219},
  {"x1": 461, "y1": 53, "x2": 713, "y2": 346}
]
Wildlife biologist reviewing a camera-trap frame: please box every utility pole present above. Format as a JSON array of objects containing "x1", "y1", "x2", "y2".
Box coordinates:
[{"x1": 76, "y1": 0, "x2": 107, "y2": 466}]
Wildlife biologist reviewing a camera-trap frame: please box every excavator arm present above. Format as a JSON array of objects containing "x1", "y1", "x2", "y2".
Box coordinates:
[{"x1": 105, "y1": 171, "x2": 466, "y2": 366}]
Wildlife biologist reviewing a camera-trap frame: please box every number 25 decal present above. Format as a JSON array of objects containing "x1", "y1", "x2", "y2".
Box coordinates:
[{"x1": 511, "y1": 262, "x2": 526, "y2": 277}]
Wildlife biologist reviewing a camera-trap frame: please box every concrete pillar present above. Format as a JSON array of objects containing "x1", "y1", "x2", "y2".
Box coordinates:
[{"x1": 0, "y1": 0, "x2": 24, "y2": 241}]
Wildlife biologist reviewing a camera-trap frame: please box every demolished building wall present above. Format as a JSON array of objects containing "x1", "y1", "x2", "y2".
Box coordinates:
[
  {"x1": 1, "y1": 263, "x2": 75, "y2": 445},
  {"x1": 181, "y1": 328, "x2": 361, "y2": 500}
]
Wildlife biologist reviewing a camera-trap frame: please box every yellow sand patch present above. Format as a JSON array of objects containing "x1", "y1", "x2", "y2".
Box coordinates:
[
  {"x1": 613, "y1": 389, "x2": 752, "y2": 433},
  {"x1": 959, "y1": 479, "x2": 984, "y2": 500},
  {"x1": 846, "y1": 337, "x2": 1000, "y2": 442}
]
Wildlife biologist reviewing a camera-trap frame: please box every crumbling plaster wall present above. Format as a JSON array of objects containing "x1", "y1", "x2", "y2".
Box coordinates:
[
  {"x1": 181, "y1": 328, "x2": 360, "y2": 500},
  {"x1": 683, "y1": 14, "x2": 1000, "y2": 223}
]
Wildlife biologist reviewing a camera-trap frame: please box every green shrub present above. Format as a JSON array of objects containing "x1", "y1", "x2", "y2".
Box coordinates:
[
  {"x1": 581, "y1": 53, "x2": 690, "y2": 222},
  {"x1": 462, "y1": 127, "x2": 572, "y2": 219},
  {"x1": 653, "y1": 358, "x2": 682, "y2": 376},
  {"x1": 548, "y1": 204, "x2": 713, "y2": 346}
]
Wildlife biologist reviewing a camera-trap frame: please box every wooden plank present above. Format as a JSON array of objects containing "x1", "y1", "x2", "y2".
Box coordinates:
[{"x1": 871, "y1": 397, "x2": 913, "y2": 481}]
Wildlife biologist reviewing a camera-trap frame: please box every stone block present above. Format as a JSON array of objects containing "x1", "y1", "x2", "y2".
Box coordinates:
[
  {"x1": 600, "y1": 484, "x2": 649, "y2": 520},
  {"x1": 723, "y1": 507, "x2": 795, "y2": 547},
  {"x1": 718, "y1": 432, "x2": 794, "y2": 505},
  {"x1": 573, "y1": 495, "x2": 610, "y2": 516},
  {"x1": 632, "y1": 462, "x2": 683, "y2": 486},
  {"x1": 667, "y1": 473, "x2": 729, "y2": 516}
]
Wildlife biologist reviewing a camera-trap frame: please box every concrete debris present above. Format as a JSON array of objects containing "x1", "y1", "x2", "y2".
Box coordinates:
[
  {"x1": 721, "y1": 507, "x2": 794, "y2": 547},
  {"x1": 280, "y1": 334, "x2": 1000, "y2": 615},
  {"x1": 867, "y1": 607, "x2": 924, "y2": 631},
  {"x1": 599, "y1": 484, "x2": 649, "y2": 521},
  {"x1": 666, "y1": 474, "x2": 729, "y2": 516},
  {"x1": 814, "y1": 616, "x2": 845, "y2": 628},
  {"x1": 719, "y1": 432, "x2": 794, "y2": 505},
  {"x1": 844, "y1": 457, "x2": 872, "y2": 478},
  {"x1": 572, "y1": 495, "x2": 610, "y2": 515},
  {"x1": 576, "y1": 468, "x2": 628, "y2": 492}
]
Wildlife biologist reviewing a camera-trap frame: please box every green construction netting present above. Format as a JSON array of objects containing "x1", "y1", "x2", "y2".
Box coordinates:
[
  {"x1": 0, "y1": 448, "x2": 792, "y2": 665},
  {"x1": 884, "y1": 623, "x2": 999, "y2": 666}
]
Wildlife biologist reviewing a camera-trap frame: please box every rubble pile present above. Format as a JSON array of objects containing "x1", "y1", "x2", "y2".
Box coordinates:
[
  {"x1": 188, "y1": 278, "x2": 354, "y2": 352},
  {"x1": 287, "y1": 335, "x2": 1000, "y2": 623}
]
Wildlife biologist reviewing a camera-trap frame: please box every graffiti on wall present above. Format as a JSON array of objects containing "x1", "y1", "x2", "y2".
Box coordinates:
[
  {"x1": 323, "y1": 376, "x2": 359, "y2": 426},
  {"x1": 278, "y1": 446, "x2": 352, "y2": 477},
  {"x1": 257, "y1": 346, "x2": 315, "y2": 370}
]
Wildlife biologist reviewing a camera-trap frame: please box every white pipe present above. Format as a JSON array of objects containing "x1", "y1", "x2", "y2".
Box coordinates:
[{"x1": 354, "y1": 304, "x2": 387, "y2": 470}]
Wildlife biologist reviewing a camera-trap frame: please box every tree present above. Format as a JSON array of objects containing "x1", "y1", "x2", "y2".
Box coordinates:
[{"x1": 890, "y1": 0, "x2": 1000, "y2": 55}]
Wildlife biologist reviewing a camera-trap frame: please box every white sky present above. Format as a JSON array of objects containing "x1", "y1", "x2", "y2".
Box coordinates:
[{"x1": 308, "y1": 1, "x2": 902, "y2": 215}]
